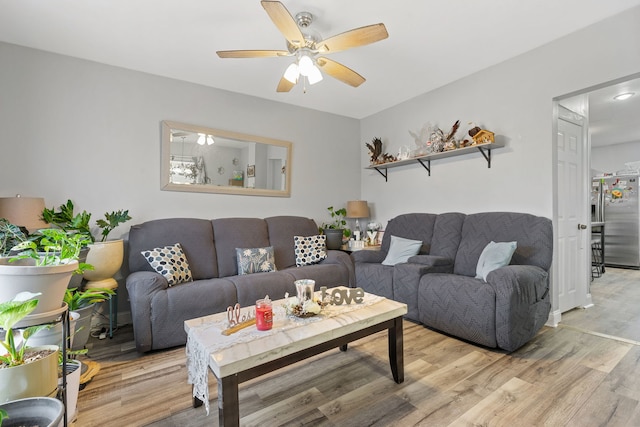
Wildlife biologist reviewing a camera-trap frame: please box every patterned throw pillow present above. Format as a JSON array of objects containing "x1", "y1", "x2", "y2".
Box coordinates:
[
  {"x1": 141, "y1": 243, "x2": 192, "y2": 286},
  {"x1": 236, "y1": 246, "x2": 277, "y2": 275},
  {"x1": 294, "y1": 235, "x2": 327, "y2": 267}
]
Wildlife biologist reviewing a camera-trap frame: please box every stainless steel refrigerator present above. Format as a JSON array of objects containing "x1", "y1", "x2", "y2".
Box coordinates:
[{"x1": 592, "y1": 174, "x2": 640, "y2": 268}]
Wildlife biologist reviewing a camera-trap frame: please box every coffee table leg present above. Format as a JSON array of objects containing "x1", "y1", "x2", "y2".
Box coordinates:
[
  {"x1": 388, "y1": 316, "x2": 404, "y2": 384},
  {"x1": 192, "y1": 386, "x2": 203, "y2": 408},
  {"x1": 219, "y1": 374, "x2": 240, "y2": 426}
]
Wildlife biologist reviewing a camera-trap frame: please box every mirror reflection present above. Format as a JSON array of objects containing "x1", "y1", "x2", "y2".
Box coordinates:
[{"x1": 161, "y1": 121, "x2": 291, "y2": 197}]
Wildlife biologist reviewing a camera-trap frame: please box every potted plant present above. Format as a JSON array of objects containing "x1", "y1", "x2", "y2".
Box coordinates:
[
  {"x1": 0, "y1": 219, "x2": 27, "y2": 257},
  {"x1": 0, "y1": 292, "x2": 59, "y2": 403},
  {"x1": 63, "y1": 287, "x2": 115, "y2": 351},
  {"x1": 0, "y1": 228, "x2": 91, "y2": 316},
  {"x1": 0, "y1": 397, "x2": 64, "y2": 427},
  {"x1": 320, "y1": 206, "x2": 352, "y2": 250}
]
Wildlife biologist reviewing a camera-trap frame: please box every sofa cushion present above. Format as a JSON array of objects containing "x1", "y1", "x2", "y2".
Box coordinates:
[
  {"x1": 382, "y1": 235, "x2": 423, "y2": 265},
  {"x1": 454, "y1": 212, "x2": 553, "y2": 277},
  {"x1": 294, "y1": 235, "x2": 327, "y2": 266},
  {"x1": 475, "y1": 241, "x2": 517, "y2": 281},
  {"x1": 141, "y1": 243, "x2": 192, "y2": 286},
  {"x1": 266, "y1": 216, "x2": 319, "y2": 270},
  {"x1": 236, "y1": 246, "x2": 277, "y2": 274},
  {"x1": 418, "y1": 273, "x2": 497, "y2": 348},
  {"x1": 213, "y1": 218, "x2": 270, "y2": 277},
  {"x1": 128, "y1": 218, "x2": 218, "y2": 280},
  {"x1": 380, "y1": 213, "x2": 437, "y2": 254}
]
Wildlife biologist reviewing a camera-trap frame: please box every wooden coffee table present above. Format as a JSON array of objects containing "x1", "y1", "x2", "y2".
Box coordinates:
[{"x1": 184, "y1": 290, "x2": 407, "y2": 426}]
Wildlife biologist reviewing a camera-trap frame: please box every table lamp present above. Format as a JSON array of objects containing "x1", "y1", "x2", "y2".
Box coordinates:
[
  {"x1": 0, "y1": 195, "x2": 47, "y2": 232},
  {"x1": 346, "y1": 200, "x2": 369, "y2": 240}
]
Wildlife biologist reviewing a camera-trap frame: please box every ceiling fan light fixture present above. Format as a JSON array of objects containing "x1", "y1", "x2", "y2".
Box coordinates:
[
  {"x1": 284, "y1": 62, "x2": 299, "y2": 83},
  {"x1": 207, "y1": 135, "x2": 214, "y2": 145},
  {"x1": 298, "y1": 54, "x2": 314, "y2": 77},
  {"x1": 307, "y1": 65, "x2": 323, "y2": 85},
  {"x1": 197, "y1": 133, "x2": 206, "y2": 145}
]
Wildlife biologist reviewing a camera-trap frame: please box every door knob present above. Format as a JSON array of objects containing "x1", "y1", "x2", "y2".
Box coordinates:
[{"x1": 578, "y1": 224, "x2": 587, "y2": 230}]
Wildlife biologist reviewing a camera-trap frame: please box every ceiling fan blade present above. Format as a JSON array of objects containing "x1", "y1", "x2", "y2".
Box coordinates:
[
  {"x1": 217, "y1": 50, "x2": 289, "y2": 58},
  {"x1": 261, "y1": 1, "x2": 305, "y2": 48},
  {"x1": 276, "y1": 76, "x2": 295, "y2": 92},
  {"x1": 316, "y1": 57, "x2": 365, "y2": 87},
  {"x1": 316, "y1": 23, "x2": 388, "y2": 53}
]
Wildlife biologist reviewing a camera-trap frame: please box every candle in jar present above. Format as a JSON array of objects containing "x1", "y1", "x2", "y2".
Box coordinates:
[{"x1": 255, "y1": 298, "x2": 273, "y2": 331}]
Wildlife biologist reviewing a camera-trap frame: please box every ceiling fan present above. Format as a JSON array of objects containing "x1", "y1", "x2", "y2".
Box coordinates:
[{"x1": 216, "y1": 0, "x2": 389, "y2": 92}]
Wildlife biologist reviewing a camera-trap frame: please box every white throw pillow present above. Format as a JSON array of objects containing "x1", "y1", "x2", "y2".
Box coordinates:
[
  {"x1": 475, "y1": 241, "x2": 517, "y2": 281},
  {"x1": 381, "y1": 235, "x2": 423, "y2": 266}
]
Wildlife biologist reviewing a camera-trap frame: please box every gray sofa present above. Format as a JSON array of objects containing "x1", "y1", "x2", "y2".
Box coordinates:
[
  {"x1": 126, "y1": 216, "x2": 354, "y2": 352},
  {"x1": 352, "y1": 212, "x2": 552, "y2": 352}
]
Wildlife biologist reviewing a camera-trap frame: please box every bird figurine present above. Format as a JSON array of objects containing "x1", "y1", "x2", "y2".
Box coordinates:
[{"x1": 365, "y1": 137, "x2": 383, "y2": 164}]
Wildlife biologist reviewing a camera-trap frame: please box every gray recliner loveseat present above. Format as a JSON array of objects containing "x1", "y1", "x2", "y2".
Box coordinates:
[
  {"x1": 352, "y1": 212, "x2": 552, "y2": 352},
  {"x1": 126, "y1": 216, "x2": 354, "y2": 352}
]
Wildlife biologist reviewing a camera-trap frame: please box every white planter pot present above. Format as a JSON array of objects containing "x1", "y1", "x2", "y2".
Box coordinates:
[
  {"x1": 83, "y1": 240, "x2": 124, "y2": 283},
  {"x1": 0, "y1": 397, "x2": 64, "y2": 427},
  {"x1": 29, "y1": 311, "x2": 80, "y2": 348},
  {"x1": 0, "y1": 258, "x2": 78, "y2": 315},
  {"x1": 71, "y1": 304, "x2": 95, "y2": 351},
  {"x1": 59, "y1": 359, "x2": 82, "y2": 422},
  {"x1": 0, "y1": 345, "x2": 59, "y2": 403}
]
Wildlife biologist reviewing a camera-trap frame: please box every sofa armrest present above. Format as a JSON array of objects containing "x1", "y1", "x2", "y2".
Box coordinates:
[
  {"x1": 321, "y1": 250, "x2": 356, "y2": 287},
  {"x1": 485, "y1": 265, "x2": 550, "y2": 351},
  {"x1": 407, "y1": 254, "x2": 453, "y2": 268},
  {"x1": 125, "y1": 271, "x2": 169, "y2": 352},
  {"x1": 351, "y1": 249, "x2": 386, "y2": 264}
]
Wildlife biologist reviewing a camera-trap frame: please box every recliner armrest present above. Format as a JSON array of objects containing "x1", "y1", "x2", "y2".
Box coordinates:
[
  {"x1": 407, "y1": 254, "x2": 453, "y2": 268},
  {"x1": 125, "y1": 271, "x2": 169, "y2": 352},
  {"x1": 351, "y1": 250, "x2": 386, "y2": 263},
  {"x1": 321, "y1": 249, "x2": 356, "y2": 287}
]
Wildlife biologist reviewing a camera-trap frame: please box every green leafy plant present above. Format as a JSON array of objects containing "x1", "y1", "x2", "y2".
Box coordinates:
[
  {"x1": 0, "y1": 218, "x2": 28, "y2": 257},
  {"x1": 42, "y1": 199, "x2": 131, "y2": 242},
  {"x1": 96, "y1": 209, "x2": 131, "y2": 242},
  {"x1": 320, "y1": 206, "x2": 352, "y2": 238},
  {"x1": 10, "y1": 228, "x2": 93, "y2": 274},
  {"x1": 0, "y1": 292, "x2": 51, "y2": 368},
  {"x1": 63, "y1": 287, "x2": 115, "y2": 311},
  {"x1": 0, "y1": 408, "x2": 7, "y2": 425}
]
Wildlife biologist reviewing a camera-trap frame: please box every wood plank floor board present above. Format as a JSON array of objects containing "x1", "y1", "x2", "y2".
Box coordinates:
[{"x1": 74, "y1": 268, "x2": 640, "y2": 426}]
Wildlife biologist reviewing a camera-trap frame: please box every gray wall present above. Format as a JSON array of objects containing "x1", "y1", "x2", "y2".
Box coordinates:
[
  {"x1": 360, "y1": 6, "x2": 640, "y2": 226},
  {"x1": 0, "y1": 42, "x2": 361, "y2": 322},
  {"x1": 592, "y1": 140, "x2": 640, "y2": 174}
]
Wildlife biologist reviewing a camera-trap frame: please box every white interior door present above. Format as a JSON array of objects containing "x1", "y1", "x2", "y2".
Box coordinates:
[{"x1": 555, "y1": 105, "x2": 591, "y2": 315}]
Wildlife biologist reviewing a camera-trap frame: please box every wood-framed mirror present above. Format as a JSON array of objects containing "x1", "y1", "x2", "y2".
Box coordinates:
[{"x1": 161, "y1": 121, "x2": 292, "y2": 197}]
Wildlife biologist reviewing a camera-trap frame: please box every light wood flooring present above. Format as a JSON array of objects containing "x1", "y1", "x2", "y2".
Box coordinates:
[{"x1": 75, "y1": 268, "x2": 640, "y2": 426}]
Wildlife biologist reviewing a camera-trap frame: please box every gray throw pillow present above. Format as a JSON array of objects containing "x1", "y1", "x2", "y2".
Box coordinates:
[{"x1": 236, "y1": 246, "x2": 277, "y2": 274}]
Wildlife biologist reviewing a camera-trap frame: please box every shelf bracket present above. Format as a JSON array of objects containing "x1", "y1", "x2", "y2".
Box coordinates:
[
  {"x1": 373, "y1": 167, "x2": 388, "y2": 182},
  {"x1": 417, "y1": 158, "x2": 431, "y2": 176},
  {"x1": 476, "y1": 147, "x2": 492, "y2": 168}
]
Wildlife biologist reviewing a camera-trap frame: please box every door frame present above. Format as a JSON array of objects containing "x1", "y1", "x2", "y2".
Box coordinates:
[
  {"x1": 551, "y1": 102, "x2": 592, "y2": 326},
  {"x1": 550, "y1": 72, "x2": 640, "y2": 325}
]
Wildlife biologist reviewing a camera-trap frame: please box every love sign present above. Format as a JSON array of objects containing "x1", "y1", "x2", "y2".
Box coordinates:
[{"x1": 320, "y1": 286, "x2": 365, "y2": 305}]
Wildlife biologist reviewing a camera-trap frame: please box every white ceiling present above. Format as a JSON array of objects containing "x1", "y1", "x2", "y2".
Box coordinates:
[{"x1": 1, "y1": 0, "x2": 640, "y2": 129}]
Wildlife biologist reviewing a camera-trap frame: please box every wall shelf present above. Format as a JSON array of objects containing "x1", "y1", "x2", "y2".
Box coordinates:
[{"x1": 365, "y1": 141, "x2": 505, "y2": 181}]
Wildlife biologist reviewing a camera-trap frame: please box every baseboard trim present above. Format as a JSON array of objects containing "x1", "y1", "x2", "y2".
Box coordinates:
[{"x1": 546, "y1": 310, "x2": 561, "y2": 327}]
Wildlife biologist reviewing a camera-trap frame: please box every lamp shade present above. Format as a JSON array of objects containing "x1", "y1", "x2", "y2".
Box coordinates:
[
  {"x1": 0, "y1": 196, "x2": 47, "y2": 231},
  {"x1": 346, "y1": 200, "x2": 369, "y2": 218}
]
